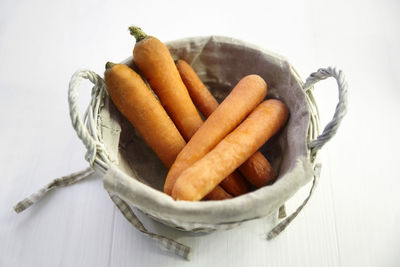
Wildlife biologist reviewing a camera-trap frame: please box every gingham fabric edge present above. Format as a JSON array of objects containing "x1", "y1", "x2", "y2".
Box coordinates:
[
  {"x1": 109, "y1": 194, "x2": 192, "y2": 261},
  {"x1": 266, "y1": 163, "x2": 321, "y2": 240},
  {"x1": 14, "y1": 167, "x2": 95, "y2": 213}
]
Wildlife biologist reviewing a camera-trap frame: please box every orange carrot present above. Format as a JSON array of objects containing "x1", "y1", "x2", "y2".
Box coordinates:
[
  {"x1": 104, "y1": 62, "x2": 186, "y2": 167},
  {"x1": 165, "y1": 74, "x2": 267, "y2": 195},
  {"x1": 204, "y1": 186, "x2": 233, "y2": 200},
  {"x1": 176, "y1": 60, "x2": 277, "y2": 187},
  {"x1": 172, "y1": 99, "x2": 289, "y2": 201},
  {"x1": 176, "y1": 60, "x2": 219, "y2": 118},
  {"x1": 104, "y1": 62, "x2": 230, "y2": 200},
  {"x1": 219, "y1": 171, "x2": 249, "y2": 196},
  {"x1": 129, "y1": 27, "x2": 239, "y2": 198},
  {"x1": 129, "y1": 26, "x2": 203, "y2": 141},
  {"x1": 176, "y1": 60, "x2": 250, "y2": 195},
  {"x1": 238, "y1": 152, "x2": 276, "y2": 187}
]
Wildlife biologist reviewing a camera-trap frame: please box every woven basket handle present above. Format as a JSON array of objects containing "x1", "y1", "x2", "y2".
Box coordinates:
[
  {"x1": 13, "y1": 70, "x2": 108, "y2": 212},
  {"x1": 268, "y1": 67, "x2": 348, "y2": 239},
  {"x1": 303, "y1": 67, "x2": 348, "y2": 155},
  {"x1": 68, "y1": 70, "x2": 191, "y2": 259},
  {"x1": 68, "y1": 70, "x2": 109, "y2": 170}
]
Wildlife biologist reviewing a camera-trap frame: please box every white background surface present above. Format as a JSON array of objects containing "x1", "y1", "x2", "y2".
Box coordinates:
[{"x1": 1, "y1": 0, "x2": 399, "y2": 266}]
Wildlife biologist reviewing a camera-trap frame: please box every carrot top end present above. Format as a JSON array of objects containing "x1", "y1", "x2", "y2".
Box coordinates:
[
  {"x1": 129, "y1": 26, "x2": 147, "y2": 42},
  {"x1": 105, "y1": 61, "x2": 117, "y2": 70}
]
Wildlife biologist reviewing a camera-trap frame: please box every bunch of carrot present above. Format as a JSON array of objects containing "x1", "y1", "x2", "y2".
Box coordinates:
[{"x1": 104, "y1": 26, "x2": 289, "y2": 201}]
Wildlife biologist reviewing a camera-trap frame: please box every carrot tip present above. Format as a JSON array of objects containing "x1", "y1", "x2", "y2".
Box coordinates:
[
  {"x1": 129, "y1": 26, "x2": 147, "y2": 42},
  {"x1": 105, "y1": 62, "x2": 116, "y2": 70}
]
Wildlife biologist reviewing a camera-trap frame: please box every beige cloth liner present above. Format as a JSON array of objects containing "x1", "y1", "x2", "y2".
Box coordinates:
[{"x1": 101, "y1": 36, "x2": 314, "y2": 229}]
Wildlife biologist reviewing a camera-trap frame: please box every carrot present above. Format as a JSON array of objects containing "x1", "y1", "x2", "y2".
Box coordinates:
[
  {"x1": 172, "y1": 99, "x2": 289, "y2": 201},
  {"x1": 129, "y1": 26, "x2": 203, "y2": 141},
  {"x1": 104, "y1": 62, "x2": 230, "y2": 200},
  {"x1": 176, "y1": 60, "x2": 250, "y2": 195},
  {"x1": 176, "y1": 60, "x2": 219, "y2": 118},
  {"x1": 104, "y1": 62, "x2": 186, "y2": 167},
  {"x1": 238, "y1": 152, "x2": 276, "y2": 187},
  {"x1": 177, "y1": 60, "x2": 277, "y2": 187},
  {"x1": 165, "y1": 74, "x2": 267, "y2": 195},
  {"x1": 129, "y1": 27, "x2": 240, "y2": 198},
  {"x1": 219, "y1": 171, "x2": 249, "y2": 196},
  {"x1": 204, "y1": 186, "x2": 232, "y2": 200}
]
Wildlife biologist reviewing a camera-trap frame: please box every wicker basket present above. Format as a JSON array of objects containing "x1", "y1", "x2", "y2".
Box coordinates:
[{"x1": 15, "y1": 36, "x2": 347, "y2": 260}]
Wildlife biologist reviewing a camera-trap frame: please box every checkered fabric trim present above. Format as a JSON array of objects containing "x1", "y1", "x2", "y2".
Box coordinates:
[
  {"x1": 109, "y1": 194, "x2": 192, "y2": 260},
  {"x1": 267, "y1": 163, "x2": 322, "y2": 240},
  {"x1": 14, "y1": 167, "x2": 95, "y2": 213}
]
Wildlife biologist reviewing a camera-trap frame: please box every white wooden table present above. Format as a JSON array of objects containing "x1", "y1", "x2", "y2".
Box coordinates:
[{"x1": 1, "y1": 0, "x2": 399, "y2": 266}]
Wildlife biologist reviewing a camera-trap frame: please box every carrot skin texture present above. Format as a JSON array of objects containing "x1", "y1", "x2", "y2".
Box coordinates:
[
  {"x1": 177, "y1": 60, "x2": 277, "y2": 187},
  {"x1": 172, "y1": 99, "x2": 289, "y2": 201},
  {"x1": 238, "y1": 152, "x2": 276, "y2": 187},
  {"x1": 204, "y1": 186, "x2": 233, "y2": 200},
  {"x1": 104, "y1": 64, "x2": 186, "y2": 167},
  {"x1": 176, "y1": 60, "x2": 219, "y2": 118},
  {"x1": 164, "y1": 74, "x2": 267, "y2": 195},
  {"x1": 132, "y1": 34, "x2": 203, "y2": 141},
  {"x1": 219, "y1": 171, "x2": 249, "y2": 196}
]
